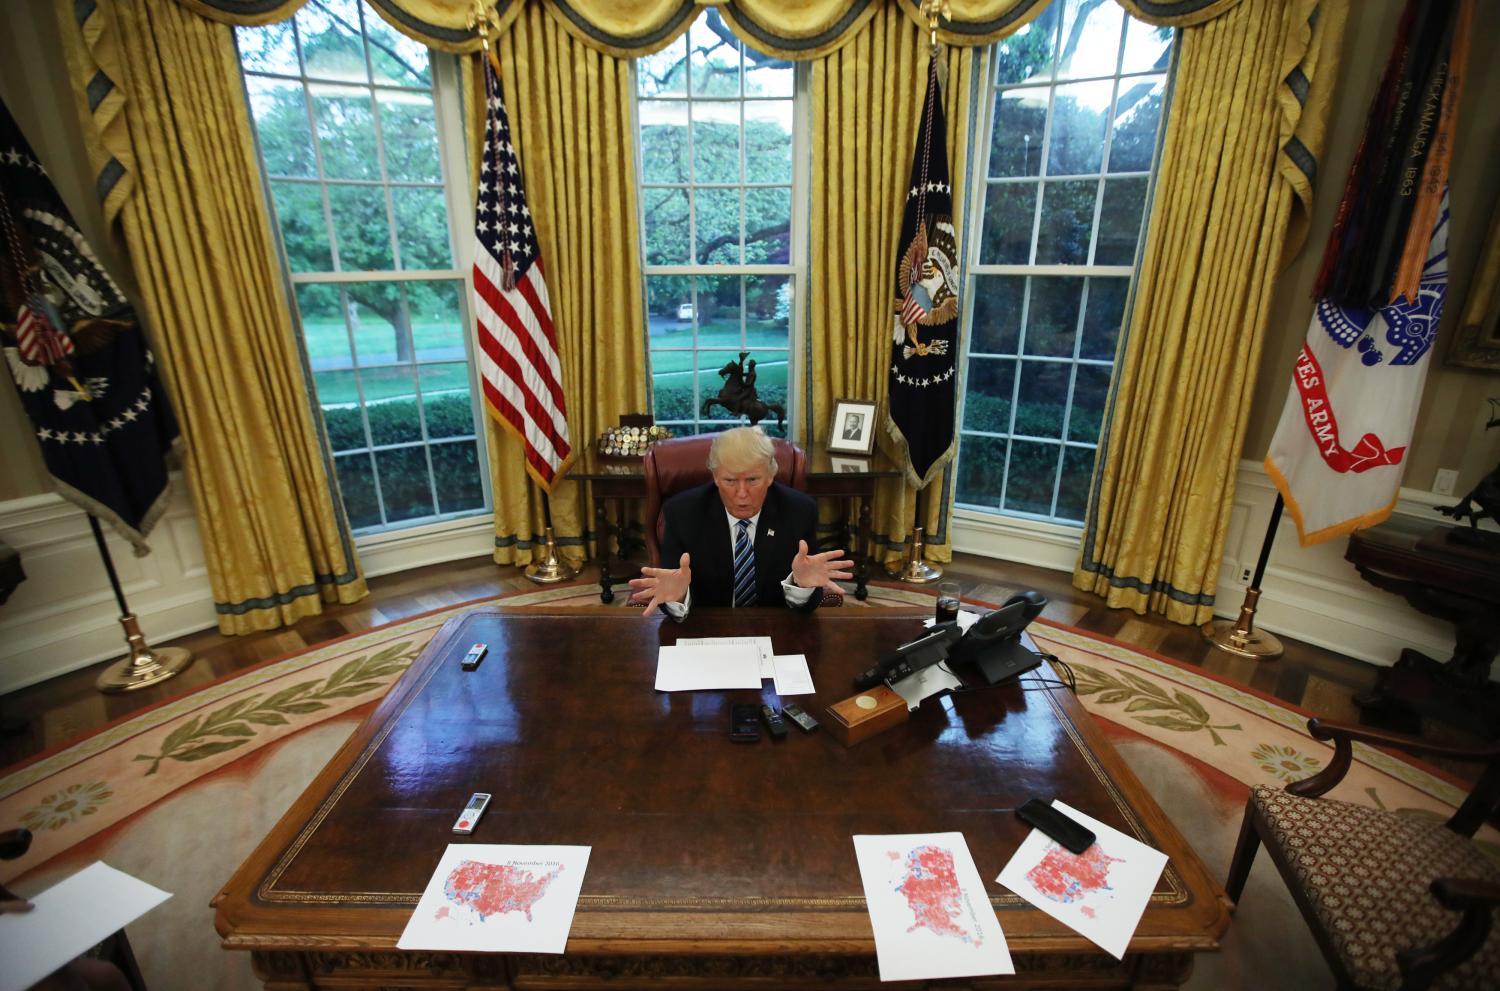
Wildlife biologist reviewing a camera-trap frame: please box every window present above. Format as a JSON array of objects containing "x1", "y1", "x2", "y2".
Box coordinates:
[
  {"x1": 636, "y1": 11, "x2": 803, "y2": 437},
  {"x1": 236, "y1": 0, "x2": 488, "y2": 533},
  {"x1": 958, "y1": 0, "x2": 1172, "y2": 522}
]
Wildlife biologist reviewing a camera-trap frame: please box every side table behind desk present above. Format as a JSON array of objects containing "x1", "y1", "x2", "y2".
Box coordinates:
[{"x1": 572, "y1": 443, "x2": 901, "y2": 603}]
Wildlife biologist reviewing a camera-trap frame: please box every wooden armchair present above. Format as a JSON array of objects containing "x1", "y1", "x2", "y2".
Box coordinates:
[{"x1": 1226, "y1": 718, "x2": 1500, "y2": 990}]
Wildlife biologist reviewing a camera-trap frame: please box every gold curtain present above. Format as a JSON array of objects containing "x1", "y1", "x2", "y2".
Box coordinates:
[
  {"x1": 810, "y1": 10, "x2": 974, "y2": 569},
  {"x1": 1072, "y1": 0, "x2": 1347, "y2": 625},
  {"x1": 58, "y1": 0, "x2": 367, "y2": 635},
  {"x1": 467, "y1": 8, "x2": 648, "y2": 565}
]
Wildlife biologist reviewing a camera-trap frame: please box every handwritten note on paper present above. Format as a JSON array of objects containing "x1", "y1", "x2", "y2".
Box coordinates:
[
  {"x1": 654, "y1": 643, "x2": 762, "y2": 691},
  {"x1": 398, "y1": 844, "x2": 590, "y2": 953},
  {"x1": 853, "y1": 832, "x2": 1014, "y2": 983},
  {"x1": 678, "y1": 636, "x2": 775, "y2": 678},
  {"x1": 771, "y1": 654, "x2": 814, "y2": 695},
  {"x1": 0, "y1": 862, "x2": 171, "y2": 991},
  {"x1": 996, "y1": 800, "x2": 1167, "y2": 959}
]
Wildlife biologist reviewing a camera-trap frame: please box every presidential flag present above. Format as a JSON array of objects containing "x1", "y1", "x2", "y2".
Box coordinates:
[
  {"x1": 889, "y1": 60, "x2": 960, "y2": 489},
  {"x1": 472, "y1": 56, "x2": 570, "y2": 491},
  {"x1": 0, "y1": 99, "x2": 179, "y2": 555}
]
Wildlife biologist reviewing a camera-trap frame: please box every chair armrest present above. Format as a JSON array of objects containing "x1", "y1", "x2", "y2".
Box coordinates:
[
  {"x1": 1432, "y1": 877, "x2": 1500, "y2": 909},
  {"x1": 1396, "y1": 877, "x2": 1500, "y2": 990},
  {"x1": 1287, "y1": 718, "x2": 1500, "y2": 799}
]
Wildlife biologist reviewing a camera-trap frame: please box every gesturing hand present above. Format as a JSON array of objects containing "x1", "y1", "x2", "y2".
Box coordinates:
[
  {"x1": 791, "y1": 539, "x2": 853, "y2": 594},
  {"x1": 628, "y1": 552, "x2": 692, "y2": 615}
]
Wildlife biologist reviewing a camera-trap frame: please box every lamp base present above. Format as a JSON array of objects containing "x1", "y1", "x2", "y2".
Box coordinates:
[
  {"x1": 1201, "y1": 588, "x2": 1283, "y2": 659},
  {"x1": 526, "y1": 526, "x2": 580, "y2": 584},
  {"x1": 885, "y1": 525, "x2": 943, "y2": 584}
]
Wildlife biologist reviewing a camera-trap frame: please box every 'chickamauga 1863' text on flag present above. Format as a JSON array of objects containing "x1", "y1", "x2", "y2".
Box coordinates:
[
  {"x1": 472, "y1": 56, "x2": 570, "y2": 491},
  {"x1": 889, "y1": 60, "x2": 960, "y2": 489},
  {"x1": 0, "y1": 99, "x2": 179, "y2": 555}
]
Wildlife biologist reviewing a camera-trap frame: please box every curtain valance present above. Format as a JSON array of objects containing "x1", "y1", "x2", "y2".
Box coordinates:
[{"x1": 172, "y1": 0, "x2": 1252, "y2": 58}]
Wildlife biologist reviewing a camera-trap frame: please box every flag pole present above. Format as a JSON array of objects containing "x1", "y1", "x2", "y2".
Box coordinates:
[
  {"x1": 1202, "y1": 495, "x2": 1285, "y2": 660},
  {"x1": 525, "y1": 490, "x2": 579, "y2": 584},
  {"x1": 887, "y1": 485, "x2": 943, "y2": 584},
  {"x1": 90, "y1": 516, "x2": 196, "y2": 693}
]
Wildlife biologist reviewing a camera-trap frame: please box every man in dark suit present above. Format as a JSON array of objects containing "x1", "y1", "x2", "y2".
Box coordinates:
[{"x1": 629, "y1": 427, "x2": 852, "y2": 616}]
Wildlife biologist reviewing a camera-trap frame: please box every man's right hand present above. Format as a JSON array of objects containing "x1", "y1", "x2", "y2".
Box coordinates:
[{"x1": 628, "y1": 552, "x2": 692, "y2": 615}]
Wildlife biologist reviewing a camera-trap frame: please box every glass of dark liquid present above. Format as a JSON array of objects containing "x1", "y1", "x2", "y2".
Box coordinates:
[{"x1": 935, "y1": 582, "x2": 961, "y2": 624}]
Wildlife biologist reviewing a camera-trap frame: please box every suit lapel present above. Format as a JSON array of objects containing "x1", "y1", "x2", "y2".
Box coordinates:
[{"x1": 703, "y1": 486, "x2": 735, "y2": 605}]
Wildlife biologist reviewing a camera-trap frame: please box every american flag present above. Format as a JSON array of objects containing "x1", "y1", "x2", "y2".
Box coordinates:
[
  {"x1": 472, "y1": 57, "x2": 570, "y2": 490},
  {"x1": 15, "y1": 296, "x2": 74, "y2": 366}
]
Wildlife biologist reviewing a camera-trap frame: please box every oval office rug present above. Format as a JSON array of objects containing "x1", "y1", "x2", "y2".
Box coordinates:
[{"x1": 1, "y1": 582, "x2": 1493, "y2": 990}]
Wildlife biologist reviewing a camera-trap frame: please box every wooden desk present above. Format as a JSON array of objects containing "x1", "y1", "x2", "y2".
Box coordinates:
[
  {"x1": 216, "y1": 608, "x2": 1227, "y2": 989},
  {"x1": 569, "y1": 446, "x2": 902, "y2": 603}
]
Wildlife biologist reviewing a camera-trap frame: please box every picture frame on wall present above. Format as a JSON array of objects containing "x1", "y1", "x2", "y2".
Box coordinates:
[{"x1": 828, "y1": 398, "x2": 878, "y2": 456}]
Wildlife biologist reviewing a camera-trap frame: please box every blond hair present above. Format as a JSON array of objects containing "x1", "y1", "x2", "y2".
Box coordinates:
[{"x1": 707, "y1": 426, "x2": 777, "y2": 474}]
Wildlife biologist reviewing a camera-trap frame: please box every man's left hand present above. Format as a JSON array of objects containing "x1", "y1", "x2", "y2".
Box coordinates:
[{"x1": 791, "y1": 539, "x2": 853, "y2": 593}]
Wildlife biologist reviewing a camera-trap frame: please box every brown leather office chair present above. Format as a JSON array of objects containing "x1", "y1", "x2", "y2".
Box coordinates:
[
  {"x1": 1225, "y1": 717, "x2": 1500, "y2": 990},
  {"x1": 642, "y1": 434, "x2": 840, "y2": 605}
]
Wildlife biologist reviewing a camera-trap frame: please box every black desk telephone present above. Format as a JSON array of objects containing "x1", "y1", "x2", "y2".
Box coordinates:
[{"x1": 853, "y1": 590, "x2": 1048, "y2": 690}]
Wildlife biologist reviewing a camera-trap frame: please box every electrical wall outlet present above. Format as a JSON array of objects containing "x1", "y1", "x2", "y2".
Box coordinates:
[
  {"x1": 1238, "y1": 566, "x2": 1252, "y2": 583},
  {"x1": 1433, "y1": 468, "x2": 1459, "y2": 497}
]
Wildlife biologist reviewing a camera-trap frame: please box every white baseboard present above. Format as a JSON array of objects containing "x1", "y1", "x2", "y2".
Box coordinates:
[{"x1": 951, "y1": 461, "x2": 1474, "y2": 675}]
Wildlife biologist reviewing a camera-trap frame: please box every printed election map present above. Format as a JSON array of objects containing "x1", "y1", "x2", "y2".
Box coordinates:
[
  {"x1": 1025, "y1": 844, "x2": 1124, "y2": 919},
  {"x1": 853, "y1": 832, "x2": 1013, "y2": 981},
  {"x1": 398, "y1": 843, "x2": 590, "y2": 953}
]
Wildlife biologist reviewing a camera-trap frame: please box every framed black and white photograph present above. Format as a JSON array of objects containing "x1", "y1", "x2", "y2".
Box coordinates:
[
  {"x1": 830, "y1": 455, "x2": 871, "y2": 473},
  {"x1": 828, "y1": 398, "x2": 878, "y2": 455}
]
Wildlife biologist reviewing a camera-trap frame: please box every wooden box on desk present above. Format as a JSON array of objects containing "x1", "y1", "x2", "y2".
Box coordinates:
[{"x1": 825, "y1": 685, "x2": 908, "y2": 745}]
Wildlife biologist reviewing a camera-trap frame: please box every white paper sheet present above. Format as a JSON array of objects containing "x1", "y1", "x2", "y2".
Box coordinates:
[
  {"x1": 771, "y1": 653, "x2": 814, "y2": 695},
  {"x1": 995, "y1": 800, "x2": 1168, "y2": 959},
  {"x1": 398, "y1": 844, "x2": 590, "y2": 953},
  {"x1": 0, "y1": 861, "x2": 171, "y2": 991},
  {"x1": 924, "y1": 609, "x2": 981, "y2": 631},
  {"x1": 852, "y1": 832, "x2": 1014, "y2": 982},
  {"x1": 677, "y1": 635, "x2": 775, "y2": 677},
  {"x1": 654, "y1": 643, "x2": 762, "y2": 691}
]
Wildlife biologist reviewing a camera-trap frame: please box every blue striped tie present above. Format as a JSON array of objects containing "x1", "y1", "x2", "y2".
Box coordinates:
[{"x1": 732, "y1": 518, "x2": 757, "y2": 607}]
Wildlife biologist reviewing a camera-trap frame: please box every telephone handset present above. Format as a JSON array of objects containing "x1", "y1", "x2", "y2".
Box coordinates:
[{"x1": 950, "y1": 590, "x2": 1047, "y2": 684}]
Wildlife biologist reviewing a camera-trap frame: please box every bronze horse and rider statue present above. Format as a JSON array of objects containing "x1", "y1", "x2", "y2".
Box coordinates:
[{"x1": 701, "y1": 351, "x2": 785, "y2": 429}]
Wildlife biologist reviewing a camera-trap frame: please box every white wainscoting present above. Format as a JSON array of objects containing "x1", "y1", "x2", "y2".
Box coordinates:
[
  {"x1": 952, "y1": 460, "x2": 1477, "y2": 674},
  {"x1": 0, "y1": 480, "x2": 497, "y2": 695}
]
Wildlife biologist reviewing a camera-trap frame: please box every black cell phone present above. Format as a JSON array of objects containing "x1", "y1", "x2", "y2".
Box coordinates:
[
  {"x1": 730, "y1": 703, "x2": 761, "y2": 742},
  {"x1": 1016, "y1": 798, "x2": 1095, "y2": 855}
]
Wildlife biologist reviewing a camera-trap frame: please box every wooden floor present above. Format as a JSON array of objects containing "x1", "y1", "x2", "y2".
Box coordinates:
[{"x1": 0, "y1": 552, "x2": 1477, "y2": 776}]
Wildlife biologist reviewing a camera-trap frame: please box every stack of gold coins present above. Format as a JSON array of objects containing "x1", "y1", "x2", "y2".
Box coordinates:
[{"x1": 597, "y1": 424, "x2": 672, "y2": 458}]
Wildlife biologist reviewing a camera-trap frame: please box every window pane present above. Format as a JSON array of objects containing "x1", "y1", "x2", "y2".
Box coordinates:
[
  {"x1": 745, "y1": 56, "x2": 793, "y2": 98},
  {"x1": 312, "y1": 87, "x2": 378, "y2": 180},
  {"x1": 1056, "y1": 0, "x2": 1124, "y2": 81},
  {"x1": 1069, "y1": 364, "x2": 1112, "y2": 443},
  {"x1": 690, "y1": 19, "x2": 740, "y2": 96},
  {"x1": 652, "y1": 349, "x2": 696, "y2": 422},
  {"x1": 745, "y1": 186, "x2": 790, "y2": 263},
  {"x1": 957, "y1": 434, "x2": 1008, "y2": 508},
  {"x1": 346, "y1": 282, "x2": 408, "y2": 364},
  {"x1": 323, "y1": 398, "x2": 366, "y2": 452},
  {"x1": 419, "y1": 364, "x2": 472, "y2": 439},
  {"x1": 1035, "y1": 179, "x2": 1095, "y2": 265},
  {"x1": 980, "y1": 182, "x2": 1037, "y2": 264},
  {"x1": 1048, "y1": 81, "x2": 1112, "y2": 176},
  {"x1": 375, "y1": 446, "x2": 435, "y2": 521},
  {"x1": 696, "y1": 186, "x2": 741, "y2": 264},
  {"x1": 745, "y1": 274, "x2": 790, "y2": 349},
  {"x1": 1121, "y1": 20, "x2": 1172, "y2": 75},
  {"x1": 363, "y1": 375, "x2": 422, "y2": 443},
  {"x1": 379, "y1": 92, "x2": 441, "y2": 181},
  {"x1": 1004, "y1": 440, "x2": 1060, "y2": 515},
  {"x1": 1024, "y1": 277, "x2": 1083, "y2": 358},
  {"x1": 1080, "y1": 277, "x2": 1128, "y2": 359},
  {"x1": 1109, "y1": 75, "x2": 1166, "y2": 173},
  {"x1": 744, "y1": 102, "x2": 793, "y2": 182},
  {"x1": 297, "y1": 0, "x2": 366, "y2": 82},
  {"x1": 971, "y1": 275, "x2": 1024, "y2": 355},
  {"x1": 699, "y1": 274, "x2": 740, "y2": 344},
  {"x1": 639, "y1": 37, "x2": 688, "y2": 97},
  {"x1": 962, "y1": 356, "x2": 1014, "y2": 433},
  {"x1": 642, "y1": 187, "x2": 690, "y2": 265},
  {"x1": 990, "y1": 91, "x2": 1047, "y2": 178},
  {"x1": 295, "y1": 284, "x2": 352, "y2": 367},
  {"x1": 328, "y1": 183, "x2": 393, "y2": 269},
  {"x1": 433, "y1": 440, "x2": 483, "y2": 513},
  {"x1": 365, "y1": 16, "x2": 430, "y2": 86},
  {"x1": 270, "y1": 181, "x2": 332, "y2": 271},
  {"x1": 246, "y1": 77, "x2": 316, "y2": 177},
  {"x1": 393, "y1": 187, "x2": 452, "y2": 268},
  {"x1": 411, "y1": 280, "x2": 463, "y2": 354},
  {"x1": 640, "y1": 101, "x2": 689, "y2": 183},
  {"x1": 646, "y1": 273, "x2": 694, "y2": 331},
  {"x1": 237, "y1": 22, "x2": 299, "y2": 76},
  {"x1": 692, "y1": 102, "x2": 741, "y2": 183},
  {"x1": 994, "y1": 5, "x2": 1059, "y2": 86},
  {"x1": 335, "y1": 452, "x2": 382, "y2": 528},
  {"x1": 1055, "y1": 445, "x2": 1096, "y2": 522},
  {"x1": 1015, "y1": 360, "x2": 1069, "y2": 439},
  {"x1": 1095, "y1": 176, "x2": 1147, "y2": 265}
]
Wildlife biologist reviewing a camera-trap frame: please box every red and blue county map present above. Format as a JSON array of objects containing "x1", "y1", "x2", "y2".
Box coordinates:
[
  {"x1": 1024, "y1": 844, "x2": 1122, "y2": 919},
  {"x1": 891, "y1": 845, "x2": 981, "y2": 944},
  {"x1": 434, "y1": 859, "x2": 563, "y2": 924}
]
